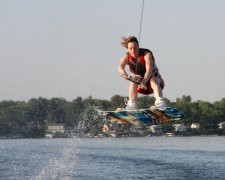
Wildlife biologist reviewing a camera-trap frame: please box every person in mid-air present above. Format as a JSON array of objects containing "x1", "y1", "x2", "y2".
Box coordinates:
[{"x1": 118, "y1": 36, "x2": 166, "y2": 110}]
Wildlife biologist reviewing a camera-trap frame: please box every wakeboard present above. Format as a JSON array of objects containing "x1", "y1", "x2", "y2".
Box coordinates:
[
  {"x1": 99, "y1": 107, "x2": 184, "y2": 126},
  {"x1": 103, "y1": 75, "x2": 184, "y2": 126}
]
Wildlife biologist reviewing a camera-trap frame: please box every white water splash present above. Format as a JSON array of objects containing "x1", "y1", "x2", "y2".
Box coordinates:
[
  {"x1": 32, "y1": 136, "x2": 81, "y2": 180},
  {"x1": 32, "y1": 106, "x2": 103, "y2": 180}
]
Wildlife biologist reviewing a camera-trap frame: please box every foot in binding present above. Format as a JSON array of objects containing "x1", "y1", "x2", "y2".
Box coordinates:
[
  {"x1": 125, "y1": 99, "x2": 137, "y2": 110},
  {"x1": 151, "y1": 97, "x2": 167, "y2": 110}
]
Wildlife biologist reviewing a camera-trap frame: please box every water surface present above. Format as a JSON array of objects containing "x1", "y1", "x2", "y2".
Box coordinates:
[{"x1": 1, "y1": 136, "x2": 225, "y2": 180}]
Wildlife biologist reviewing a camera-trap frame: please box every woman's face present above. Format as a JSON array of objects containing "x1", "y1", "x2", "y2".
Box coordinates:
[{"x1": 127, "y1": 42, "x2": 139, "y2": 58}]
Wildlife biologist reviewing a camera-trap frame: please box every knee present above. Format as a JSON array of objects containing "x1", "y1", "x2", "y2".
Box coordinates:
[
  {"x1": 129, "y1": 82, "x2": 138, "y2": 90},
  {"x1": 150, "y1": 77, "x2": 159, "y2": 86}
]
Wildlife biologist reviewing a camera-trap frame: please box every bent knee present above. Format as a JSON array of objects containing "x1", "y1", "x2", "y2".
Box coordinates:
[
  {"x1": 150, "y1": 77, "x2": 160, "y2": 85},
  {"x1": 150, "y1": 77, "x2": 164, "y2": 90}
]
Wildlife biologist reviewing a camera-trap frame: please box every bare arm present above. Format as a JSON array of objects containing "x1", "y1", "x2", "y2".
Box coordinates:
[
  {"x1": 118, "y1": 55, "x2": 128, "y2": 76},
  {"x1": 141, "y1": 52, "x2": 153, "y2": 86}
]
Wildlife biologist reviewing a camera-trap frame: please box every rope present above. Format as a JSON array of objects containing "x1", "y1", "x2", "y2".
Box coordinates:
[{"x1": 138, "y1": 0, "x2": 145, "y2": 44}]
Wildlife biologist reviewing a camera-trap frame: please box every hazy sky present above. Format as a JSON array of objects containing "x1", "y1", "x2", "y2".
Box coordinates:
[{"x1": 0, "y1": 0, "x2": 225, "y2": 102}]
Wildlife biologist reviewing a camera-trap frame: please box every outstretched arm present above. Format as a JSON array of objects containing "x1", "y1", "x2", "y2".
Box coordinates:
[{"x1": 118, "y1": 55, "x2": 128, "y2": 77}]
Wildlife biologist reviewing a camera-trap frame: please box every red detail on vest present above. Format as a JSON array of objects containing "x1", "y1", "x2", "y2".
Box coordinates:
[
  {"x1": 127, "y1": 48, "x2": 146, "y2": 66},
  {"x1": 127, "y1": 48, "x2": 156, "y2": 77},
  {"x1": 126, "y1": 48, "x2": 163, "y2": 95}
]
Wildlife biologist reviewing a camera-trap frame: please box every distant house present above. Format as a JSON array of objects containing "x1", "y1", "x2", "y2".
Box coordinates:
[
  {"x1": 173, "y1": 124, "x2": 187, "y2": 132},
  {"x1": 46, "y1": 124, "x2": 65, "y2": 138},
  {"x1": 47, "y1": 124, "x2": 65, "y2": 133},
  {"x1": 191, "y1": 123, "x2": 200, "y2": 129},
  {"x1": 218, "y1": 122, "x2": 225, "y2": 129}
]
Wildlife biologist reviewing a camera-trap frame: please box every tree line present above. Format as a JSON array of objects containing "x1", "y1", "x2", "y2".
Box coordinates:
[{"x1": 0, "y1": 95, "x2": 225, "y2": 138}]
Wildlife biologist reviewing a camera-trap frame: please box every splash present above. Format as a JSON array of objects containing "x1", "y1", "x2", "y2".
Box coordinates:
[
  {"x1": 79, "y1": 106, "x2": 106, "y2": 137},
  {"x1": 32, "y1": 106, "x2": 103, "y2": 180},
  {"x1": 32, "y1": 136, "x2": 81, "y2": 180}
]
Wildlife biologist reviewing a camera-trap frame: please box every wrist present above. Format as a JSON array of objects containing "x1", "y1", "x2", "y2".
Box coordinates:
[
  {"x1": 120, "y1": 71, "x2": 127, "y2": 76},
  {"x1": 141, "y1": 79, "x2": 147, "y2": 84}
]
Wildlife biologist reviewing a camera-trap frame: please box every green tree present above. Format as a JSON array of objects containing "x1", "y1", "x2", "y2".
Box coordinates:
[
  {"x1": 0, "y1": 101, "x2": 26, "y2": 137},
  {"x1": 137, "y1": 96, "x2": 155, "y2": 108},
  {"x1": 64, "y1": 97, "x2": 84, "y2": 127},
  {"x1": 0, "y1": 95, "x2": 225, "y2": 137},
  {"x1": 110, "y1": 95, "x2": 125, "y2": 110},
  {"x1": 83, "y1": 96, "x2": 111, "y2": 110},
  {"x1": 46, "y1": 98, "x2": 67, "y2": 124},
  {"x1": 214, "y1": 98, "x2": 225, "y2": 122},
  {"x1": 197, "y1": 101, "x2": 218, "y2": 130},
  {"x1": 25, "y1": 98, "x2": 49, "y2": 137},
  {"x1": 174, "y1": 95, "x2": 193, "y2": 124}
]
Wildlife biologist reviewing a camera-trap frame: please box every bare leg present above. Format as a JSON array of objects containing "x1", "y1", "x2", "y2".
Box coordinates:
[
  {"x1": 150, "y1": 77, "x2": 163, "y2": 98},
  {"x1": 150, "y1": 77, "x2": 166, "y2": 108},
  {"x1": 129, "y1": 82, "x2": 138, "y2": 101}
]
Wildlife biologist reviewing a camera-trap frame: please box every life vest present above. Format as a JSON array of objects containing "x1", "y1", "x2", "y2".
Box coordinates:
[{"x1": 127, "y1": 48, "x2": 158, "y2": 78}]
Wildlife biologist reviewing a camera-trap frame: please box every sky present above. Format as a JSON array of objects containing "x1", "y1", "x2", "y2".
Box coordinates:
[{"x1": 0, "y1": 0, "x2": 225, "y2": 103}]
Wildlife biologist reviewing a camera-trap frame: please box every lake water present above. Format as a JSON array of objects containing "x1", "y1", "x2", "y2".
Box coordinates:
[{"x1": 0, "y1": 136, "x2": 225, "y2": 180}]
